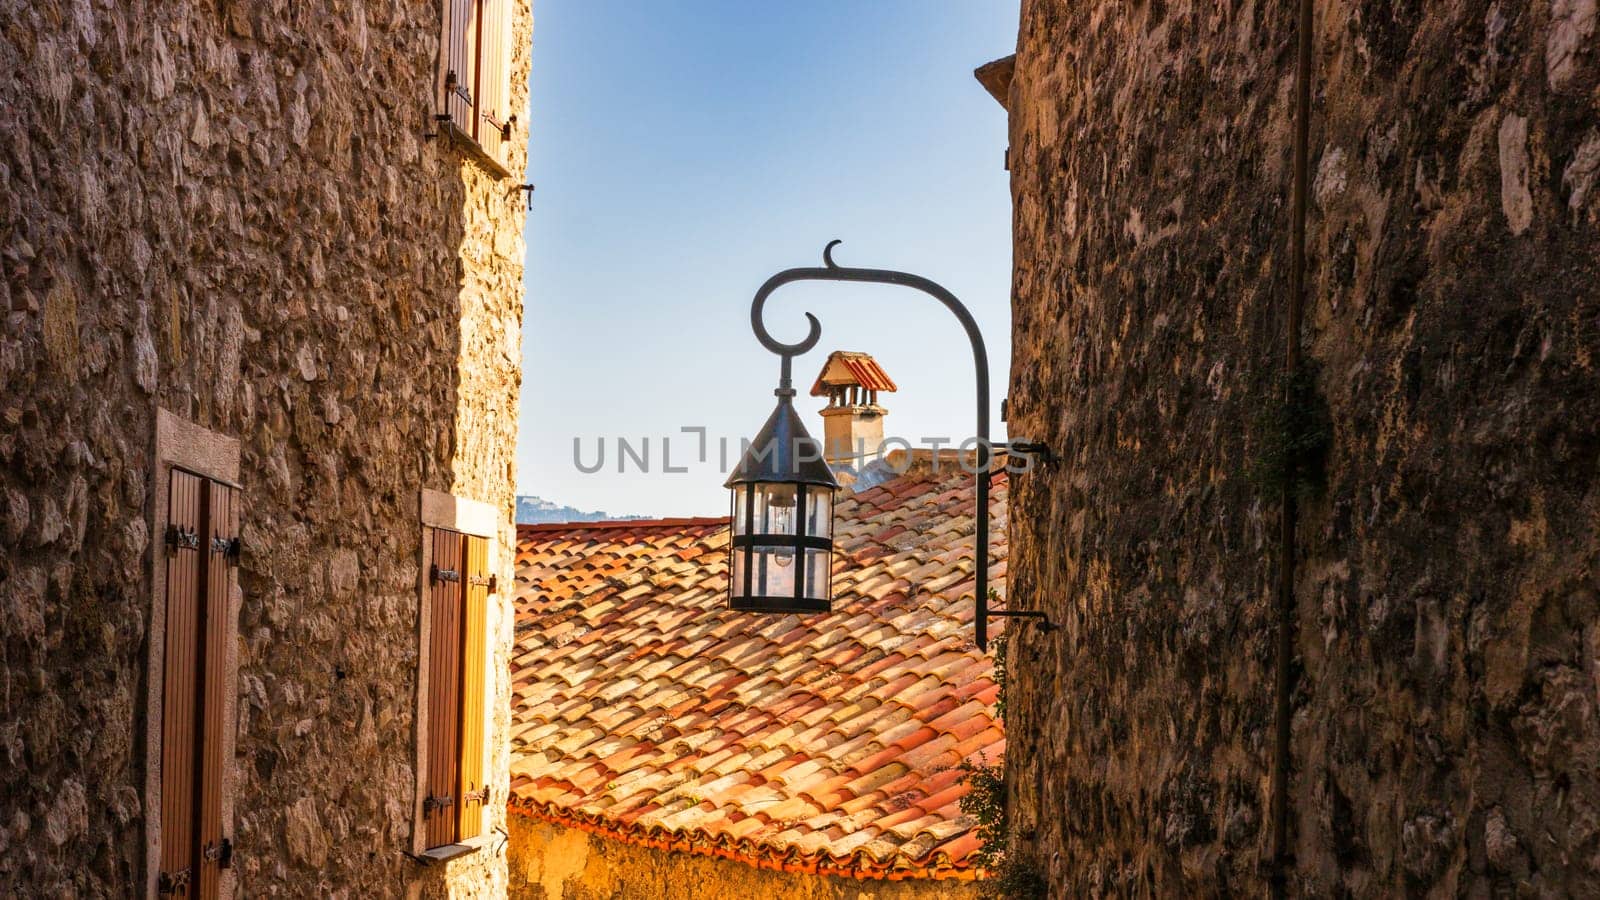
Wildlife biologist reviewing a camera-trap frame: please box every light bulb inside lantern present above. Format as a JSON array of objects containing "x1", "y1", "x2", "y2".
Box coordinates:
[{"x1": 769, "y1": 485, "x2": 796, "y2": 567}]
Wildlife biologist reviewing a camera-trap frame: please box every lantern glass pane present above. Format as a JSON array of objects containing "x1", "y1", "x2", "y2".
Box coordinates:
[
  {"x1": 802, "y1": 548, "x2": 831, "y2": 601},
  {"x1": 804, "y1": 489, "x2": 832, "y2": 539},
  {"x1": 732, "y1": 485, "x2": 751, "y2": 535},
  {"x1": 730, "y1": 545, "x2": 746, "y2": 596},
  {"x1": 755, "y1": 482, "x2": 799, "y2": 536},
  {"x1": 752, "y1": 545, "x2": 796, "y2": 597}
]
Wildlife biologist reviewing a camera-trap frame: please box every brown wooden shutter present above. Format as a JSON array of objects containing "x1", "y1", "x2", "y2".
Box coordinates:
[
  {"x1": 195, "y1": 480, "x2": 237, "y2": 897},
  {"x1": 423, "y1": 529, "x2": 466, "y2": 848},
  {"x1": 160, "y1": 470, "x2": 205, "y2": 893},
  {"x1": 456, "y1": 534, "x2": 490, "y2": 839},
  {"x1": 158, "y1": 468, "x2": 240, "y2": 896}
]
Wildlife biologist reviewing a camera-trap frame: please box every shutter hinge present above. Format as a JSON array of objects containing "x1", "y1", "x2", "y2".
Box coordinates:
[
  {"x1": 157, "y1": 868, "x2": 191, "y2": 894},
  {"x1": 211, "y1": 536, "x2": 242, "y2": 565},
  {"x1": 165, "y1": 524, "x2": 201, "y2": 554},
  {"x1": 202, "y1": 837, "x2": 234, "y2": 868},
  {"x1": 423, "y1": 793, "x2": 455, "y2": 813},
  {"x1": 483, "y1": 111, "x2": 512, "y2": 142},
  {"x1": 514, "y1": 183, "x2": 535, "y2": 211},
  {"x1": 444, "y1": 69, "x2": 472, "y2": 105},
  {"x1": 462, "y1": 786, "x2": 489, "y2": 804},
  {"x1": 431, "y1": 565, "x2": 461, "y2": 585},
  {"x1": 467, "y1": 573, "x2": 497, "y2": 593}
]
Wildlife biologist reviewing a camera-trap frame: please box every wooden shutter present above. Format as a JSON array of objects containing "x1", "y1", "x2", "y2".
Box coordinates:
[
  {"x1": 441, "y1": 0, "x2": 479, "y2": 130},
  {"x1": 423, "y1": 529, "x2": 466, "y2": 848},
  {"x1": 195, "y1": 480, "x2": 238, "y2": 897},
  {"x1": 474, "y1": 0, "x2": 511, "y2": 163},
  {"x1": 160, "y1": 470, "x2": 205, "y2": 893},
  {"x1": 457, "y1": 535, "x2": 490, "y2": 839},
  {"x1": 159, "y1": 467, "x2": 240, "y2": 895}
]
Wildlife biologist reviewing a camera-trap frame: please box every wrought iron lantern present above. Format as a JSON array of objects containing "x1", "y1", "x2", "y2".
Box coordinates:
[
  {"x1": 727, "y1": 241, "x2": 1053, "y2": 647},
  {"x1": 725, "y1": 389, "x2": 839, "y2": 613}
]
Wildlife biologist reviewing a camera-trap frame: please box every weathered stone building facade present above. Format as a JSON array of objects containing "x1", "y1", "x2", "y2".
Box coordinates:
[
  {"x1": 995, "y1": 0, "x2": 1600, "y2": 895},
  {"x1": 1, "y1": 1, "x2": 530, "y2": 895}
]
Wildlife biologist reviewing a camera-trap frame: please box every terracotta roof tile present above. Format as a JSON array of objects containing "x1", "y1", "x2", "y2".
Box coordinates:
[
  {"x1": 508, "y1": 461, "x2": 1007, "y2": 881},
  {"x1": 808, "y1": 350, "x2": 899, "y2": 396}
]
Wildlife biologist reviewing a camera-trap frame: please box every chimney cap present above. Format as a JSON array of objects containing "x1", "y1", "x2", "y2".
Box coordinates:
[{"x1": 809, "y1": 351, "x2": 898, "y2": 397}]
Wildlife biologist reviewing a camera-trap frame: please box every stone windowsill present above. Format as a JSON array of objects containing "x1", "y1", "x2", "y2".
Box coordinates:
[
  {"x1": 417, "y1": 834, "x2": 489, "y2": 865},
  {"x1": 437, "y1": 118, "x2": 512, "y2": 180}
]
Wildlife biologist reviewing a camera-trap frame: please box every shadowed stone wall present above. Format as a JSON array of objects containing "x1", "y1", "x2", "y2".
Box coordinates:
[
  {"x1": 1001, "y1": 0, "x2": 1600, "y2": 895},
  {"x1": 0, "y1": 0, "x2": 530, "y2": 895}
]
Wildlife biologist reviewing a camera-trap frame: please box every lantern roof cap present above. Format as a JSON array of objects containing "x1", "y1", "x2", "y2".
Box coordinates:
[{"x1": 724, "y1": 396, "x2": 840, "y2": 489}]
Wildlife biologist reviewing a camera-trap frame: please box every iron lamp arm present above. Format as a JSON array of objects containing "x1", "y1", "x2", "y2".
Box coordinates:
[{"x1": 748, "y1": 240, "x2": 1054, "y2": 650}]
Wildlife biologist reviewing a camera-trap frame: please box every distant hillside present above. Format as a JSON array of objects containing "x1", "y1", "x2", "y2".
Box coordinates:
[{"x1": 516, "y1": 496, "x2": 645, "y2": 525}]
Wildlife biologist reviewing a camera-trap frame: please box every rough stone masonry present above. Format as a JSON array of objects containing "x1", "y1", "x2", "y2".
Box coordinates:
[
  {"x1": 0, "y1": 0, "x2": 530, "y2": 895},
  {"x1": 1001, "y1": 0, "x2": 1600, "y2": 895}
]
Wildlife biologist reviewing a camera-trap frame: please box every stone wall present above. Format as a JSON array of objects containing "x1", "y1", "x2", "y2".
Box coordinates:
[
  {"x1": 1002, "y1": 0, "x2": 1599, "y2": 895},
  {"x1": 0, "y1": 0, "x2": 530, "y2": 895},
  {"x1": 506, "y1": 813, "x2": 982, "y2": 900}
]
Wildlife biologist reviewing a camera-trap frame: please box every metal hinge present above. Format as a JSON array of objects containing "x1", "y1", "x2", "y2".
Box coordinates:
[
  {"x1": 202, "y1": 837, "x2": 234, "y2": 868},
  {"x1": 467, "y1": 574, "x2": 498, "y2": 593},
  {"x1": 157, "y1": 868, "x2": 191, "y2": 894},
  {"x1": 423, "y1": 793, "x2": 454, "y2": 813},
  {"x1": 431, "y1": 565, "x2": 460, "y2": 585},
  {"x1": 444, "y1": 69, "x2": 472, "y2": 105},
  {"x1": 483, "y1": 110, "x2": 513, "y2": 141},
  {"x1": 165, "y1": 524, "x2": 201, "y2": 554},
  {"x1": 1007, "y1": 441, "x2": 1057, "y2": 466},
  {"x1": 211, "y1": 536, "x2": 242, "y2": 565},
  {"x1": 462, "y1": 786, "x2": 489, "y2": 804}
]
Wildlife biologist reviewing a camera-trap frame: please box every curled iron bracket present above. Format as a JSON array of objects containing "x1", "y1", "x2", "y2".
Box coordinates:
[{"x1": 747, "y1": 240, "x2": 1055, "y2": 650}]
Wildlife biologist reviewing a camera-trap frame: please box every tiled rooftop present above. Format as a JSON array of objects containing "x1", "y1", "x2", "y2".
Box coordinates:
[{"x1": 508, "y1": 456, "x2": 1007, "y2": 880}]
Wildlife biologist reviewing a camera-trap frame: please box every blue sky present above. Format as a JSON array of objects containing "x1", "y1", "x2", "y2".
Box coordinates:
[{"x1": 520, "y1": 1, "x2": 1020, "y2": 517}]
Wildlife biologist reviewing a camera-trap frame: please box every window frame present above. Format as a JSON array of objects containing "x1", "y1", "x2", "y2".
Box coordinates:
[
  {"x1": 413, "y1": 489, "x2": 499, "y2": 860},
  {"x1": 144, "y1": 409, "x2": 243, "y2": 900}
]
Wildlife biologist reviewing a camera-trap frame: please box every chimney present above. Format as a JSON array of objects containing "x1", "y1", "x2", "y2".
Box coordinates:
[{"x1": 810, "y1": 351, "x2": 898, "y2": 471}]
